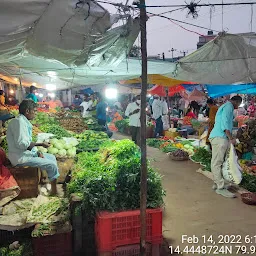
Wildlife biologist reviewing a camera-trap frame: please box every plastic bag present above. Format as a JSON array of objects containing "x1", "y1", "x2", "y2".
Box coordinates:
[
  {"x1": 222, "y1": 144, "x2": 243, "y2": 184},
  {"x1": 162, "y1": 115, "x2": 170, "y2": 130}
]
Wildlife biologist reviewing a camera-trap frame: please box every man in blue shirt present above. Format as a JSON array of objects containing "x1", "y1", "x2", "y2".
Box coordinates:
[
  {"x1": 209, "y1": 96, "x2": 242, "y2": 198},
  {"x1": 26, "y1": 86, "x2": 38, "y2": 103},
  {"x1": 96, "y1": 94, "x2": 107, "y2": 126}
]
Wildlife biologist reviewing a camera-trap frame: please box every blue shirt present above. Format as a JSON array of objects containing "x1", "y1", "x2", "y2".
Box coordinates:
[
  {"x1": 209, "y1": 101, "x2": 234, "y2": 139},
  {"x1": 26, "y1": 93, "x2": 38, "y2": 103},
  {"x1": 73, "y1": 98, "x2": 82, "y2": 106},
  {"x1": 96, "y1": 101, "x2": 107, "y2": 121}
]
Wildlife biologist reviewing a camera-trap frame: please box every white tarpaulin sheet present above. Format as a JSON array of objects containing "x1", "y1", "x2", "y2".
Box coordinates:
[
  {"x1": 0, "y1": 0, "x2": 175, "y2": 89},
  {"x1": 169, "y1": 33, "x2": 256, "y2": 85}
]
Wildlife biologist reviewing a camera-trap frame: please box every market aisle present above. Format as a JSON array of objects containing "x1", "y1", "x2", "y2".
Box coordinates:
[
  {"x1": 113, "y1": 133, "x2": 256, "y2": 256},
  {"x1": 147, "y1": 146, "x2": 256, "y2": 256}
]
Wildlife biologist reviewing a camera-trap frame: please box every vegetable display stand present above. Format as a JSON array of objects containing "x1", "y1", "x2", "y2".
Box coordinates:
[
  {"x1": 33, "y1": 232, "x2": 72, "y2": 256},
  {"x1": 98, "y1": 243, "x2": 160, "y2": 256},
  {"x1": 95, "y1": 208, "x2": 162, "y2": 253},
  {"x1": 70, "y1": 195, "x2": 96, "y2": 256},
  {"x1": 8, "y1": 166, "x2": 40, "y2": 199}
]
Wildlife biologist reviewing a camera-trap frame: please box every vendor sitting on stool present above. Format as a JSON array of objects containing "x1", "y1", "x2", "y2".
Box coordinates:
[{"x1": 6, "y1": 99, "x2": 60, "y2": 195}]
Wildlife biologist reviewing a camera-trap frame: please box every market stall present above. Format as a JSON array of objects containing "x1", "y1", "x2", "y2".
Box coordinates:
[{"x1": 0, "y1": 107, "x2": 165, "y2": 256}]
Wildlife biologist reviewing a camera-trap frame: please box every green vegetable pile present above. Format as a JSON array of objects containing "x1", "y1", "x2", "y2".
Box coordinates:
[
  {"x1": 84, "y1": 118, "x2": 105, "y2": 131},
  {"x1": 146, "y1": 138, "x2": 165, "y2": 148},
  {"x1": 75, "y1": 130, "x2": 109, "y2": 150},
  {"x1": 39, "y1": 124, "x2": 72, "y2": 139},
  {"x1": 27, "y1": 197, "x2": 69, "y2": 223},
  {"x1": 31, "y1": 112, "x2": 57, "y2": 126},
  {"x1": 115, "y1": 119, "x2": 129, "y2": 133},
  {"x1": 0, "y1": 242, "x2": 33, "y2": 256},
  {"x1": 68, "y1": 139, "x2": 165, "y2": 216},
  {"x1": 191, "y1": 147, "x2": 212, "y2": 171},
  {"x1": 241, "y1": 173, "x2": 256, "y2": 192},
  {"x1": 161, "y1": 144, "x2": 177, "y2": 153}
]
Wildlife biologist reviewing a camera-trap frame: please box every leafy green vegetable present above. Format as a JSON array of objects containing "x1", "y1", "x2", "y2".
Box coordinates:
[
  {"x1": 31, "y1": 112, "x2": 58, "y2": 126},
  {"x1": 146, "y1": 138, "x2": 164, "y2": 148},
  {"x1": 68, "y1": 139, "x2": 165, "y2": 216},
  {"x1": 0, "y1": 242, "x2": 33, "y2": 256},
  {"x1": 191, "y1": 147, "x2": 212, "y2": 168},
  {"x1": 39, "y1": 124, "x2": 71, "y2": 139},
  {"x1": 241, "y1": 173, "x2": 256, "y2": 192},
  {"x1": 115, "y1": 119, "x2": 129, "y2": 133},
  {"x1": 161, "y1": 145, "x2": 177, "y2": 153}
]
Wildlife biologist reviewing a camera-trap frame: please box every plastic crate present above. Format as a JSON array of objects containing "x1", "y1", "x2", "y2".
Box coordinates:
[
  {"x1": 32, "y1": 232, "x2": 72, "y2": 256},
  {"x1": 95, "y1": 208, "x2": 162, "y2": 252},
  {"x1": 98, "y1": 244, "x2": 160, "y2": 256},
  {"x1": 0, "y1": 227, "x2": 34, "y2": 246}
]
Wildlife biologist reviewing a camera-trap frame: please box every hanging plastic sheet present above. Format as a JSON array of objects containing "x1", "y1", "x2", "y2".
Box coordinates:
[{"x1": 206, "y1": 84, "x2": 256, "y2": 98}]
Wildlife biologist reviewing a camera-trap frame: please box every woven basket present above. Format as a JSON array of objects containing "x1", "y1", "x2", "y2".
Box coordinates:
[
  {"x1": 241, "y1": 193, "x2": 256, "y2": 205},
  {"x1": 169, "y1": 154, "x2": 188, "y2": 161}
]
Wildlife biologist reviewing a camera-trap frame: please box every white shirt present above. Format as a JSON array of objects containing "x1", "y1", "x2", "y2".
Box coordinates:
[
  {"x1": 80, "y1": 100, "x2": 93, "y2": 118},
  {"x1": 125, "y1": 102, "x2": 141, "y2": 127},
  {"x1": 152, "y1": 99, "x2": 163, "y2": 120},
  {"x1": 7, "y1": 115, "x2": 37, "y2": 166},
  {"x1": 162, "y1": 100, "x2": 168, "y2": 115}
]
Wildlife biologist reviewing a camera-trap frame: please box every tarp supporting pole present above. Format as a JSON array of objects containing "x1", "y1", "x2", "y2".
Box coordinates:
[{"x1": 139, "y1": 0, "x2": 148, "y2": 255}]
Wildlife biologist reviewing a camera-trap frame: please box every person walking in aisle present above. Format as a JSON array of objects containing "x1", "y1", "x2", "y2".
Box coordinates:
[
  {"x1": 125, "y1": 95, "x2": 141, "y2": 145},
  {"x1": 152, "y1": 95, "x2": 163, "y2": 137},
  {"x1": 209, "y1": 96, "x2": 242, "y2": 198}
]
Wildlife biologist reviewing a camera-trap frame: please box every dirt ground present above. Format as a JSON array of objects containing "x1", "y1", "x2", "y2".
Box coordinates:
[{"x1": 114, "y1": 133, "x2": 256, "y2": 256}]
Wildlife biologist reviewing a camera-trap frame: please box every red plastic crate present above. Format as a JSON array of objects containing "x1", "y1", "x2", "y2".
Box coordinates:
[
  {"x1": 33, "y1": 232, "x2": 72, "y2": 256},
  {"x1": 95, "y1": 208, "x2": 162, "y2": 252}
]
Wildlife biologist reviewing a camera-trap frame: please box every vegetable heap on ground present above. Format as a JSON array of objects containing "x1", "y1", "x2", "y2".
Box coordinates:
[
  {"x1": 190, "y1": 147, "x2": 212, "y2": 172},
  {"x1": 68, "y1": 139, "x2": 165, "y2": 216},
  {"x1": 39, "y1": 124, "x2": 72, "y2": 139},
  {"x1": 75, "y1": 130, "x2": 109, "y2": 150},
  {"x1": 115, "y1": 119, "x2": 129, "y2": 133},
  {"x1": 147, "y1": 138, "x2": 195, "y2": 156}
]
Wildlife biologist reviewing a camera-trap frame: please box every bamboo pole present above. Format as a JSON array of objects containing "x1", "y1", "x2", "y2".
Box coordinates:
[{"x1": 139, "y1": 0, "x2": 148, "y2": 255}]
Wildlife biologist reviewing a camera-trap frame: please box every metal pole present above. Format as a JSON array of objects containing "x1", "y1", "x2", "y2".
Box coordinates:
[{"x1": 139, "y1": 0, "x2": 148, "y2": 255}]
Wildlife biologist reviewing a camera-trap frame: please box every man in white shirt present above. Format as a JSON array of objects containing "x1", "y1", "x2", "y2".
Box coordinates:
[
  {"x1": 161, "y1": 97, "x2": 169, "y2": 130},
  {"x1": 80, "y1": 94, "x2": 93, "y2": 118},
  {"x1": 7, "y1": 99, "x2": 59, "y2": 195},
  {"x1": 152, "y1": 95, "x2": 163, "y2": 137},
  {"x1": 125, "y1": 95, "x2": 141, "y2": 145}
]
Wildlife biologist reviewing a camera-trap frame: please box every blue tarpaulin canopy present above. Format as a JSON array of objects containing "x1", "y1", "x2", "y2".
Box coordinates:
[
  {"x1": 206, "y1": 84, "x2": 256, "y2": 98},
  {"x1": 80, "y1": 88, "x2": 95, "y2": 95}
]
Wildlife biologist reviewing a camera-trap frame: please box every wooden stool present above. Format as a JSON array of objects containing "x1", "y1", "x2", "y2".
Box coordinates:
[{"x1": 9, "y1": 166, "x2": 40, "y2": 199}]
